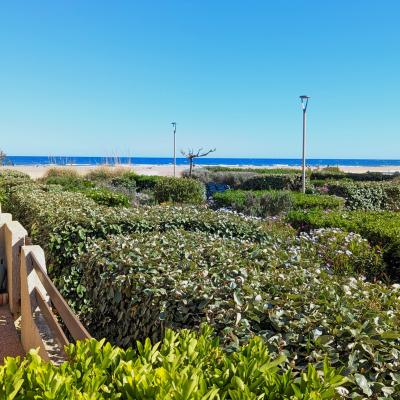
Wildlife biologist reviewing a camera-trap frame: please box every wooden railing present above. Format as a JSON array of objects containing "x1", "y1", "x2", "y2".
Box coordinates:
[{"x1": 1, "y1": 213, "x2": 91, "y2": 362}]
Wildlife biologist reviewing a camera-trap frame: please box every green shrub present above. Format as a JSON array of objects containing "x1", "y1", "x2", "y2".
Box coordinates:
[
  {"x1": 287, "y1": 209, "x2": 400, "y2": 278},
  {"x1": 110, "y1": 172, "x2": 137, "y2": 194},
  {"x1": 42, "y1": 175, "x2": 95, "y2": 190},
  {"x1": 0, "y1": 170, "x2": 30, "y2": 204},
  {"x1": 242, "y1": 191, "x2": 293, "y2": 216},
  {"x1": 240, "y1": 174, "x2": 302, "y2": 191},
  {"x1": 297, "y1": 228, "x2": 384, "y2": 278},
  {"x1": 0, "y1": 169, "x2": 30, "y2": 179},
  {"x1": 85, "y1": 166, "x2": 130, "y2": 182},
  {"x1": 311, "y1": 170, "x2": 399, "y2": 182},
  {"x1": 213, "y1": 190, "x2": 344, "y2": 217},
  {"x1": 188, "y1": 169, "x2": 258, "y2": 188},
  {"x1": 134, "y1": 174, "x2": 161, "y2": 191},
  {"x1": 205, "y1": 166, "x2": 306, "y2": 175},
  {"x1": 0, "y1": 329, "x2": 350, "y2": 399},
  {"x1": 292, "y1": 192, "x2": 345, "y2": 210},
  {"x1": 327, "y1": 181, "x2": 400, "y2": 211},
  {"x1": 81, "y1": 187, "x2": 130, "y2": 207},
  {"x1": 154, "y1": 177, "x2": 205, "y2": 204}
]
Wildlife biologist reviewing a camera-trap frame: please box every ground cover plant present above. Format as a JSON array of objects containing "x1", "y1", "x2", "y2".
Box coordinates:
[
  {"x1": 0, "y1": 329, "x2": 350, "y2": 399},
  {"x1": 213, "y1": 189, "x2": 344, "y2": 217}
]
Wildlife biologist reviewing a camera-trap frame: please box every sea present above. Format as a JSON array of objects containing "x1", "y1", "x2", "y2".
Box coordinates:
[{"x1": 4, "y1": 156, "x2": 400, "y2": 167}]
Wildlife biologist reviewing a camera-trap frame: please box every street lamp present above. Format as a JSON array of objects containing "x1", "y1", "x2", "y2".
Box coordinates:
[
  {"x1": 299, "y1": 95, "x2": 310, "y2": 193},
  {"x1": 171, "y1": 122, "x2": 177, "y2": 177}
]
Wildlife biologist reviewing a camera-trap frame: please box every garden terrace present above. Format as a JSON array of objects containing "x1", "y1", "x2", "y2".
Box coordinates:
[{"x1": 1, "y1": 170, "x2": 400, "y2": 397}]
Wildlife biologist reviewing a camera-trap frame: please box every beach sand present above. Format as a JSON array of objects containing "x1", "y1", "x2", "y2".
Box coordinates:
[{"x1": 1, "y1": 164, "x2": 400, "y2": 179}]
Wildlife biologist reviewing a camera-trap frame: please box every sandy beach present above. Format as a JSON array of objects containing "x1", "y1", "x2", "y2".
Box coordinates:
[{"x1": 1, "y1": 164, "x2": 400, "y2": 179}]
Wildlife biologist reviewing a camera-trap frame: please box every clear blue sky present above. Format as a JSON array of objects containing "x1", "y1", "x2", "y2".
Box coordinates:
[{"x1": 0, "y1": 1, "x2": 399, "y2": 158}]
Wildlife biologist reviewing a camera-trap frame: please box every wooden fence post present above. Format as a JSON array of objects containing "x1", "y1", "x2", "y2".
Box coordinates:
[{"x1": 5, "y1": 221, "x2": 27, "y2": 314}]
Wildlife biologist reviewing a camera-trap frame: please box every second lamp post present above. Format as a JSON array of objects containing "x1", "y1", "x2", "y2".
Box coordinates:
[
  {"x1": 300, "y1": 95, "x2": 310, "y2": 193},
  {"x1": 171, "y1": 122, "x2": 177, "y2": 177}
]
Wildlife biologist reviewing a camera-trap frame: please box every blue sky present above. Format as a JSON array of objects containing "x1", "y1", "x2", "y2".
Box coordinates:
[{"x1": 0, "y1": 1, "x2": 399, "y2": 158}]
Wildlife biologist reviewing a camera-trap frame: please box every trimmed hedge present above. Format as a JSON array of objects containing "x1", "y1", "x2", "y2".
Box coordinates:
[
  {"x1": 188, "y1": 169, "x2": 302, "y2": 191},
  {"x1": 154, "y1": 177, "x2": 205, "y2": 204},
  {"x1": 205, "y1": 166, "x2": 305, "y2": 175},
  {"x1": 5, "y1": 184, "x2": 279, "y2": 267},
  {"x1": 82, "y1": 187, "x2": 130, "y2": 207},
  {"x1": 327, "y1": 181, "x2": 400, "y2": 211},
  {"x1": 75, "y1": 230, "x2": 397, "y2": 396},
  {"x1": 287, "y1": 209, "x2": 400, "y2": 278},
  {"x1": 213, "y1": 190, "x2": 344, "y2": 215},
  {"x1": 311, "y1": 170, "x2": 400, "y2": 181},
  {"x1": 239, "y1": 174, "x2": 302, "y2": 191},
  {"x1": 0, "y1": 329, "x2": 350, "y2": 399},
  {"x1": 78, "y1": 227, "x2": 383, "y2": 341}
]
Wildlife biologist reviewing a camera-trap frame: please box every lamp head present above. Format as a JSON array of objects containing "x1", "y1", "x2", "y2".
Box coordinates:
[{"x1": 299, "y1": 95, "x2": 310, "y2": 111}]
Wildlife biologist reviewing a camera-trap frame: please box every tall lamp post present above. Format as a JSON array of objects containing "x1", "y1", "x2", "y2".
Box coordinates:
[
  {"x1": 299, "y1": 95, "x2": 310, "y2": 193},
  {"x1": 171, "y1": 122, "x2": 177, "y2": 177}
]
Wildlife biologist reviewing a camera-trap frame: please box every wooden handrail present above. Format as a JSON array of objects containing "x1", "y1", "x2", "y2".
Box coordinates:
[
  {"x1": 34, "y1": 287, "x2": 69, "y2": 350},
  {"x1": 31, "y1": 253, "x2": 91, "y2": 342}
]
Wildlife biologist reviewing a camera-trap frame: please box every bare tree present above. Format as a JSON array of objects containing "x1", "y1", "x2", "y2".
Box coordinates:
[
  {"x1": 181, "y1": 148, "x2": 216, "y2": 176},
  {"x1": 0, "y1": 150, "x2": 11, "y2": 166}
]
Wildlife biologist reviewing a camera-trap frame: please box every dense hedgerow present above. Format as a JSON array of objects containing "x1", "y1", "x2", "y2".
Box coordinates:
[
  {"x1": 5, "y1": 185, "x2": 280, "y2": 268},
  {"x1": 154, "y1": 177, "x2": 205, "y2": 204},
  {"x1": 311, "y1": 170, "x2": 399, "y2": 181},
  {"x1": 188, "y1": 169, "x2": 302, "y2": 191},
  {"x1": 205, "y1": 166, "x2": 306, "y2": 175},
  {"x1": 77, "y1": 229, "x2": 383, "y2": 342},
  {"x1": 213, "y1": 189, "x2": 344, "y2": 216},
  {"x1": 74, "y1": 230, "x2": 397, "y2": 397},
  {"x1": 0, "y1": 329, "x2": 350, "y2": 399},
  {"x1": 326, "y1": 181, "x2": 400, "y2": 211},
  {"x1": 287, "y1": 209, "x2": 400, "y2": 278}
]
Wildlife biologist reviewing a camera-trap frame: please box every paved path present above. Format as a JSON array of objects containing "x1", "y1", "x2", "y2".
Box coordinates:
[{"x1": 0, "y1": 305, "x2": 24, "y2": 362}]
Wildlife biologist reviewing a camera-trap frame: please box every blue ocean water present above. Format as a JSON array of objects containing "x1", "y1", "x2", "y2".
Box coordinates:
[{"x1": 6, "y1": 156, "x2": 400, "y2": 167}]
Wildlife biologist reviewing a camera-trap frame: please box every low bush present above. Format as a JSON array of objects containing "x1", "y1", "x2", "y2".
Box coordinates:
[
  {"x1": 240, "y1": 174, "x2": 302, "y2": 191},
  {"x1": 81, "y1": 187, "x2": 130, "y2": 207},
  {"x1": 296, "y1": 228, "x2": 384, "y2": 278},
  {"x1": 188, "y1": 169, "x2": 259, "y2": 188},
  {"x1": 134, "y1": 174, "x2": 161, "y2": 191},
  {"x1": 154, "y1": 177, "x2": 205, "y2": 204},
  {"x1": 42, "y1": 175, "x2": 95, "y2": 191},
  {"x1": 0, "y1": 329, "x2": 350, "y2": 399},
  {"x1": 327, "y1": 181, "x2": 400, "y2": 211},
  {"x1": 205, "y1": 166, "x2": 306, "y2": 175},
  {"x1": 0, "y1": 169, "x2": 32, "y2": 193},
  {"x1": 213, "y1": 190, "x2": 344, "y2": 217},
  {"x1": 110, "y1": 172, "x2": 137, "y2": 195},
  {"x1": 84, "y1": 166, "x2": 130, "y2": 182},
  {"x1": 287, "y1": 209, "x2": 400, "y2": 278},
  {"x1": 44, "y1": 167, "x2": 80, "y2": 179},
  {"x1": 311, "y1": 170, "x2": 399, "y2": 182},
  {"x1": 190, "y1": 169, "x2": 302, "y2": 191}
]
